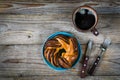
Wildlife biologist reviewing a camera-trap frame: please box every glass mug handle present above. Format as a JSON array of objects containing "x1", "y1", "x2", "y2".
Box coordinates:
[{"x1": 91, "y1": 28, "x2": 99, "y2": 36}]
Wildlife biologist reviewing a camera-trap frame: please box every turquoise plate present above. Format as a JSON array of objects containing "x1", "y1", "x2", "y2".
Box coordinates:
[{"x1": 42, "y1": 31, "x2": 82, "y2": 71}]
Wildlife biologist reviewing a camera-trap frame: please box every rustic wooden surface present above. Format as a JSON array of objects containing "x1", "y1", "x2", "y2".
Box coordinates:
[{"x1": 0, "y1": 0, "x2": 120, "y2": 80}]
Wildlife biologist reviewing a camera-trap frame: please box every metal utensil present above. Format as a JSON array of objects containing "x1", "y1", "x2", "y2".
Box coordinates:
[
  {"x1": 80, "y1": 40, "x2": 93, "y2": 78},
  {"x1": 88, "y1": 39, "x2": 111, "y2": 75}
]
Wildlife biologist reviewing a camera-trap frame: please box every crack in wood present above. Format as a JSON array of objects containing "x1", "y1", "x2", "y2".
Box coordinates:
[
  {"x1": 2, "y1": 59, "x2": 45, "y2": 65},
  {"x1": 107, "y1": 60, "x2": 120, "y2": 65},
  {"x1": 2, "y1": 59, "x2": 21, "y2": 63}
]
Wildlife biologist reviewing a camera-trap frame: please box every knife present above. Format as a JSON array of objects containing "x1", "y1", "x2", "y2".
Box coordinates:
[
  {"x1": 80, "y1": 40, "x2": 93, "y2": 78},
  {"x1": 88, "y1": 39, "x2": 111, "y2": 75}
]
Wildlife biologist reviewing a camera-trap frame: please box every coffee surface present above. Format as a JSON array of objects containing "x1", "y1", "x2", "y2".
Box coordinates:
[{"x1": 75, "y1": 9, "x2": 95, "y2": 30}]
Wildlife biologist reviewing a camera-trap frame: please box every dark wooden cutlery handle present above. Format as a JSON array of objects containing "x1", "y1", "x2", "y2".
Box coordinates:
[
  {"x1": 88, "y1": 56, "x2": 101, "y2": 75},
  {"x1": 80, "y1": 56, "x2": 89, "y2": 78}
]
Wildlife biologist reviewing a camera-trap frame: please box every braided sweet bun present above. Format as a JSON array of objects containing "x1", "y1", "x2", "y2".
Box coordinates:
[{"x1": 44, "y1": 35, "x2": 79, "y2": 68}]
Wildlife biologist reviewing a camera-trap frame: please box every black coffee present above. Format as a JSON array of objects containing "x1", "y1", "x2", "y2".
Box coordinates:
[{"x1": 75, "y1": 9, "x2": 95, "y2": 30}]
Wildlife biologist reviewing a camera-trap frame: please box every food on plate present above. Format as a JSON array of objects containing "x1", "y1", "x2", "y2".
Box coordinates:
[{"x1": 44, "y1": 35, "x2": 79, "y2": 68}]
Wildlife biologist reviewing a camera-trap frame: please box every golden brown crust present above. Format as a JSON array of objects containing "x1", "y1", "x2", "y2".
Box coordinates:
[
  {"x1": 53, "y1": 54, "x2": 60, "y2": 67},
  {"x1": 70, "y1": 37, "x2": 78, "y2": 52},
  {"x1": 55, "y1": 35, "x2": 69, "y2": 44},
  {"x1": 44, "y1": 48, "x2": 55, "y2": 62},
  {"x1": 44, "y1": 35, "x2": 79, "y2": 68},
  {"x1": 45, "y1": 39, "x2": 61, "y2": 49},
  {"x1": 58, "y1": 57, "x2": 71, "y2": 68}
]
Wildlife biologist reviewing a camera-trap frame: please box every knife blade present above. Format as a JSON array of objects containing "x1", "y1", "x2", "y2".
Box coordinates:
[{"x1": 80, "y1": 40, "x2": 93, "y2": 78}]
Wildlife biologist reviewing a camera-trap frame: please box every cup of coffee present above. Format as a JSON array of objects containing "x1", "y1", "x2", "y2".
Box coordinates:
[{"x1": 72, "y1": 6, "x2": 99, "y2": 36}]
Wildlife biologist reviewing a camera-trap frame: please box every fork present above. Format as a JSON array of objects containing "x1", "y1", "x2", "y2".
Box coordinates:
[{"x1": 88, "y1": 39, "x2": 111, "y2": 75}]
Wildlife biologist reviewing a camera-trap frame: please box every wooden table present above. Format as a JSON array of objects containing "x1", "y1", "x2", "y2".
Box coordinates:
[{"x1": 0, "y1": 0, "x2": 120, "y2": 80}]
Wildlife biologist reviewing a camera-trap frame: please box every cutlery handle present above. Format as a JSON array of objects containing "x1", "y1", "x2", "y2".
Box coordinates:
[
  {"x1": 88, "y1": 56, "x2": 101, "y2": 75},
  {"x1": 80, "y1": 56, "x2": 89, "y2": 78}
]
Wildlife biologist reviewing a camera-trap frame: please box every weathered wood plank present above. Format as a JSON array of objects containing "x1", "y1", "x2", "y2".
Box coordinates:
[
  {"x1": 0, "y1": 1, "x2": 119, "y2": 78},
  {"x1": 0, "y1": 76, "x2": 120, "y2": 80},
  {"x1": 0, "y1": 0, "x2": 120, "y2": 3},
  {"x1": 0, "y1": 2, "x2": 120, "y2": 14},
  {"x1": 0, "y1": 44, "x2": 119, "y2": 77},
  {"x1": 0, "y1": 14, "x2": 119, "y2": 44},
  {"x1": 14, "y1": 76, "x2": 120, "y2": 80},
  {"x1": 0, "y1": 78, "x2": 13, "y2": 80}
]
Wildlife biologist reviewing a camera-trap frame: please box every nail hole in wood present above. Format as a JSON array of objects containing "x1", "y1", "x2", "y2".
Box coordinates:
[
  {"x1": 18, "y1": 74, "x2": 23, "y2": 77},
  {"x1": 28, "y1": 35, "x2": 31, "y2": 38}
]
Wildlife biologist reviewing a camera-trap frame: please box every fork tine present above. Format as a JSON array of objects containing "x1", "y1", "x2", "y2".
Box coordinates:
[{"x1": 102, "y1": 38, "x2": 111, "y2": 49}]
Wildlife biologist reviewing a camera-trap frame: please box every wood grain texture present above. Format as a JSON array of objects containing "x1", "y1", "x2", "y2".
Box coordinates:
[
  {"x1": 0, "y1": 0, "x2": 119, "y2": 79},
  {"x1": 0, "y1": 14, "x2": 119, "y2": 45},
  {"x1": 15, "y1": 76, "x2": 120, "y2": 80},
  {"x1": 0, "y1": 44, "x2": 119, "y2": 77},
  {"x1": 0, "y1": 2, "x2": 120, "y2": 14},
  {"x1": 0, "y1": 0, "x2": 120, "y2": 3},
  {"x1": 0, "y1": 76, "x2": 120, "y2": 80}
]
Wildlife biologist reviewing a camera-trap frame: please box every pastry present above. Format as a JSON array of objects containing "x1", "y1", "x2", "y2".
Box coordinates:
[{"x1": 44, "y1": 35, "x2": 79, "y2": 68}]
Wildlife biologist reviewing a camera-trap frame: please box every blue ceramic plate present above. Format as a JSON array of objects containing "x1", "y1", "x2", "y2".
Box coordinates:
[{"x1": 42, "y1": 31, "x2": 82, "y2": 71}]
